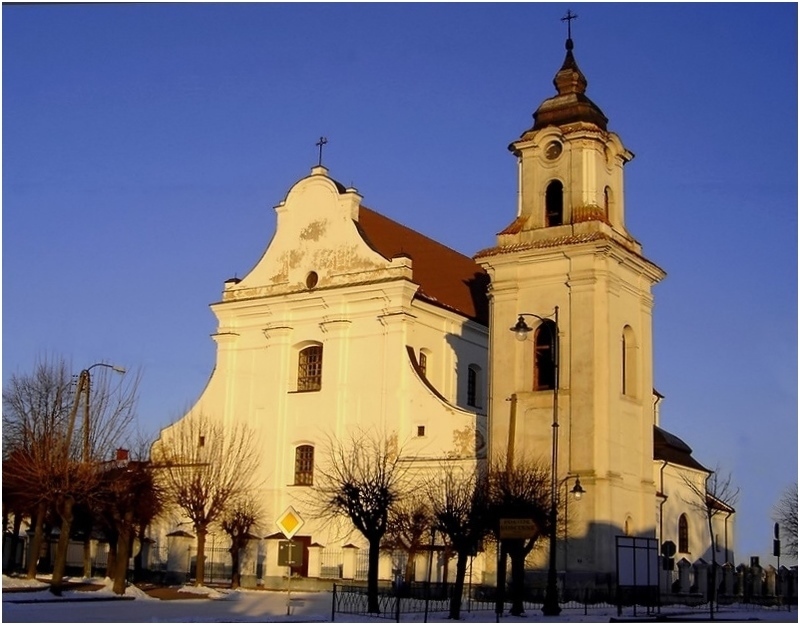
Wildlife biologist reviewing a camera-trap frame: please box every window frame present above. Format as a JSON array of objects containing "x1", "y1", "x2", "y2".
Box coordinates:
[
  {"x1": 294, "y1": 444, "x2": 315, "y2": 486},
  {"x1": 678, "y1": 513, "x2": 689, "y2": 553},
  {"x1": 467, "y1": 366, "x2": 478, "y2": 407},
  {"x1": 534, "y1": 321, "x2": 557, "y2": 391},
  {"x1": 418, "y1": 351, "x2": 428, "y2": 378},
  {"x1": 297, "y1": 344, "x2": 323, "y2": 392},
  {"x1": 622, "y1": 325, "x2": 638, "y2": 398}
]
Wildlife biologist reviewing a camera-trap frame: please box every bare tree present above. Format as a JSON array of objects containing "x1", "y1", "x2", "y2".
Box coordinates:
[
  {"x1": 221, "y1": 497, "x2": 263, "y2": 589},
  {"x1": 94, "y1": 453, "x2": 165, "y2": 595},
  {"x1": 4, "y1": 357, "x2": 138, "y2": 594},
  {"x1": 49, "y1": 365, "x2": 139, "y2": 593},
  {"x1": 313, "y1": 429, "x2": 408, "y2": 614},
  {"x1": 773, "y1": 482, "x2": 798, "y2": 558},
  {"x1": 682, "y1": 468, "x2": 739, "y2": 619},
  {"x1": 426, "y1": 463, "x2": 489, "y2": 619},
  {"x1": 152, "y1": 416, "x2": 260, "y2": 587},
  {"x1": 487, "y1": 456, "x2": 553, "y2": 617},
  {"x1": 384, "y1": 492, "x2": 432, "y2": 586},
  {"x1": 2, "y1": 357, "x2": 73, "y2": 579}
]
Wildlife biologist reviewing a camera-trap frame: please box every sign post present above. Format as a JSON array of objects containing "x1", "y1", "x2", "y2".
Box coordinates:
[
  {"x1": 276, "y1": 506, "x2": 305, "y2": 615},
  {"x1": 499, "y1": 518, "x2": 537, "y2": 540},
  {"x1": 496, "y1": 519, "x2": 537, "y2": 619},
  {"x1": 616, "y1": 536, "x2": 659, "y2": 617}
]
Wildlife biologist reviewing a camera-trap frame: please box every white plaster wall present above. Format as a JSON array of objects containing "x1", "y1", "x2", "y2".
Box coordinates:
[
  {"x1": 153, "y1": 167, "x2": 487, "y2": 560},
  {"x1": 656, "y1": 462, "x2": 733, "y2": 565}
]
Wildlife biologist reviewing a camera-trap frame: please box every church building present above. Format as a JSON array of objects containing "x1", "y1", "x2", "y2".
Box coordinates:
[{"x1": 153, "y1": 29, "x2": 733, "y2": 587}]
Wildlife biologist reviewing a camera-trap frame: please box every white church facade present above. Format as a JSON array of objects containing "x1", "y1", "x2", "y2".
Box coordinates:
[{"x1": 152, "y1": 32, "x2": 734, "y2": 587}]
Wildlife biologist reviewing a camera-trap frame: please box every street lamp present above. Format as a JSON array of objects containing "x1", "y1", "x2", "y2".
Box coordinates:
[
  {"x1": 63, "y1": 362, "x2": 126, "y2": 461},
  {"x1": 509, "y1": 306, "x2": 562, "y2": 616},
  {"x1": 569, "y1": 476, "x2": 585, "y2": 500},
  {"x1": 562, "y1": 476, "x2": 585, "y2": 576}
]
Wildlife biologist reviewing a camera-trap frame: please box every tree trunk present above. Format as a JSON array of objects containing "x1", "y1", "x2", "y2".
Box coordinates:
[
  {"x1": 106, "y1": 526, "x2": 120, "y2": 579},
  {"x1": 195, "y1": 526, "x2": 207, "y2": 586},
  {"x1": 403, "y1": 548, "x2": 416, "y2": 584},
  {"x1": 82, "y1": 536, "x2": 92, "y2": 579},
  {"x1": 367, "y1": 536, "x2": 381, "y2": 613},
  {"x1": 50, "y1": 496, "x2": 75, "y2": 594},
  {"x1": 112, "y1": 511, "x2": 134, "y2": 595},
  {"x1": 448, "y1": 551, "x2": 470, "y2": 619},
  {"x1": 1, "y1": 509, "x2": 9, "y2": 572},
  {"x1": 442, "y1": 548, "x2": 451, "y2": 592},
  {"x1": 132, "y1": 523, "x2": 145, "y2": 582},
  {"x1": 26, "y1": 502, "x2": 46, "y2": 579},
  {"x1": 5, "y1": 511, "x2": 23, "y2": 573},
  {"x1": 508, "y1": 540, "x2": 526, "y2": 616},
  {"x1": 496, "y1": 542, "x2": 507, "y2": 617},
  {"x1": 230, "y1": 541, "x2": 241, "y2": 589}
]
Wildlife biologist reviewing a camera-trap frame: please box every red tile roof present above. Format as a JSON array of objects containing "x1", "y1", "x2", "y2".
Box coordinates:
[{"x1": 357, "y1": 206, "x2": 489, "y2": 326}]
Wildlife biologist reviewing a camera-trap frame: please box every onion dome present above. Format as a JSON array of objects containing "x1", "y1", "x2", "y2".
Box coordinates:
[{"x1": 530, "y1": 37, "x2": 608, "y2": 131}]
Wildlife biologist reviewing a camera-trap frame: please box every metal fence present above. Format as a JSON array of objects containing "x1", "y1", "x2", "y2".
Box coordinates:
[
  {"x1": 354, "y1": 550, "x2": 370, "y2": 581},
  {"x1": 187, "y1": 546, "x2": 234, "y2": 585},
  {"x1": 319, "y1": 549, "x2": 343, "y2": 579},
  {"x1": 332, "y1": 581, "x2": 798, "y2": 623}
]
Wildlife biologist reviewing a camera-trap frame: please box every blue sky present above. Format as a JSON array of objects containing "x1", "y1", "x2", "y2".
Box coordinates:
[{"x1": 3, "y1": 3, "x2": 797, "y2": 563}]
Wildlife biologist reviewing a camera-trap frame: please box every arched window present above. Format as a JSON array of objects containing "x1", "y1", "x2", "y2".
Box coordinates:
[
  {"x1": 294, "y1": 445, "x2": 314, "y2": 485},
  {"x1": 467, "y1": 365, "x2": 481, "y2": 407},
  {"x1": 604, "y1": 186, "x2": 611, "y2": 220},
  {"x1": 545, "y1": 180, "x2": 564, "y2": 227},
  {"x1": 622, "y1": 326, "x2": 638, "y2": 397},
  {"x1": 534, "y1": 320, "x2": 557, "y2": 391},
  {"x1": 678, "y1": 514, "x2": 689, "y2": 553},
  {"x1": 418, "y1": 350, "x2": 428, "y2": 378},
  {"x1": 624, "y1": 516, "x2": 634, "y2": 536},
  {"x1": 297, "y1": 345, "x2": 323, "y2": 392}
]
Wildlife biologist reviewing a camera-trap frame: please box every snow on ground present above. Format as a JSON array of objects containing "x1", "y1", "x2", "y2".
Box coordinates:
[{"x1": 2, "y1": 575, "x2": 797, "y2": 623}]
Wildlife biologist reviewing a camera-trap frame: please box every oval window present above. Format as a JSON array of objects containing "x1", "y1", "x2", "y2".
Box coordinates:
[{"x1": 306, "y1": 271, "x2": 318, "y2": 289}]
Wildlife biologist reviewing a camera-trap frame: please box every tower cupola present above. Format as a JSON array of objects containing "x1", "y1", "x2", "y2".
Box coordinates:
[
  {"x1": 503, "y1": 23, "x2": 636, "y2": 247},
  {"x1": 531, "y1": 37, "x2": 608, "y2": 131}
]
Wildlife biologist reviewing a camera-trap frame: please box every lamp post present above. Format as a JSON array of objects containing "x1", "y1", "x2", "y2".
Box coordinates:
[
  {"x1": 509, "y1": 306, "x2": 562, "y2": 616},
  {"x1": 58, "y1": 361, "x2": 126, "y2": 582},
  {"x1": 63, "y1": 362, "x2": 127, "y2": 461}
]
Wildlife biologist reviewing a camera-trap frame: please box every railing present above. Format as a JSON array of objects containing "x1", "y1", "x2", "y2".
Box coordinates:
[
  {"x1": 187, "y1": 546, "x2": 234, "y2": 585},
  {"x1": 354, "y1": 550, "x2": 370, "y2": 581},
  {"x1": 319, "y1": 548, "x2": 343, "y2": 579},
  {"x1": 331, "y1": 581, "x2": 798, "y2": 622}
]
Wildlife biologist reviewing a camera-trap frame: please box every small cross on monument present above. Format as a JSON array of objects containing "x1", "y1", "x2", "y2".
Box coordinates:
[
  {"x1": 316, "y1": 136, "x2": 328, "y2": 167},
  {"x1": 561, "y1": 9, "x2": 578, "y2": 39}
]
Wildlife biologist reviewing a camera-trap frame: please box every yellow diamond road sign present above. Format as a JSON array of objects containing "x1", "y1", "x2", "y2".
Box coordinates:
[{"x1": 276, "y1": 506, "x2": 305, "y2": 539}]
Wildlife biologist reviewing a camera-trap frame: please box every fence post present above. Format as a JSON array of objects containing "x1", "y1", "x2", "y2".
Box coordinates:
[
  {"x1": 584, "y1": 587, "x2": 588, "y2": 616},
  {"x1": 395, "y1": 591, "x2": 401, "y2": 623},
  {"x1": 330, "y1": 583, "x2": 336, "y2": 622}
]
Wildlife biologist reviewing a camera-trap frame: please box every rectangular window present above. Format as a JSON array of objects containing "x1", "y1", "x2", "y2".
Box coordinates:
[
  {"x1": 467, "y1": 367, "x2": 477, "y2": 407},
  {"x1": 417, "y1": 425, "x2": 426, "y2": 437},
  {"x1": 534, "y1": 323, "x2": 556, "y2": 391},
  {"x1": 294, "y1": 445, "x2": 314, "y2": 485},
  {"x1": 298, "y1": 345, "x2": 323, "y2": 392}
]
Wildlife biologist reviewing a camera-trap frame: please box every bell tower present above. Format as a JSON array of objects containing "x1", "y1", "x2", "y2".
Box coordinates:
[{"x1": 476, "y1": 27, "x2": 666, "y2": 576}]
